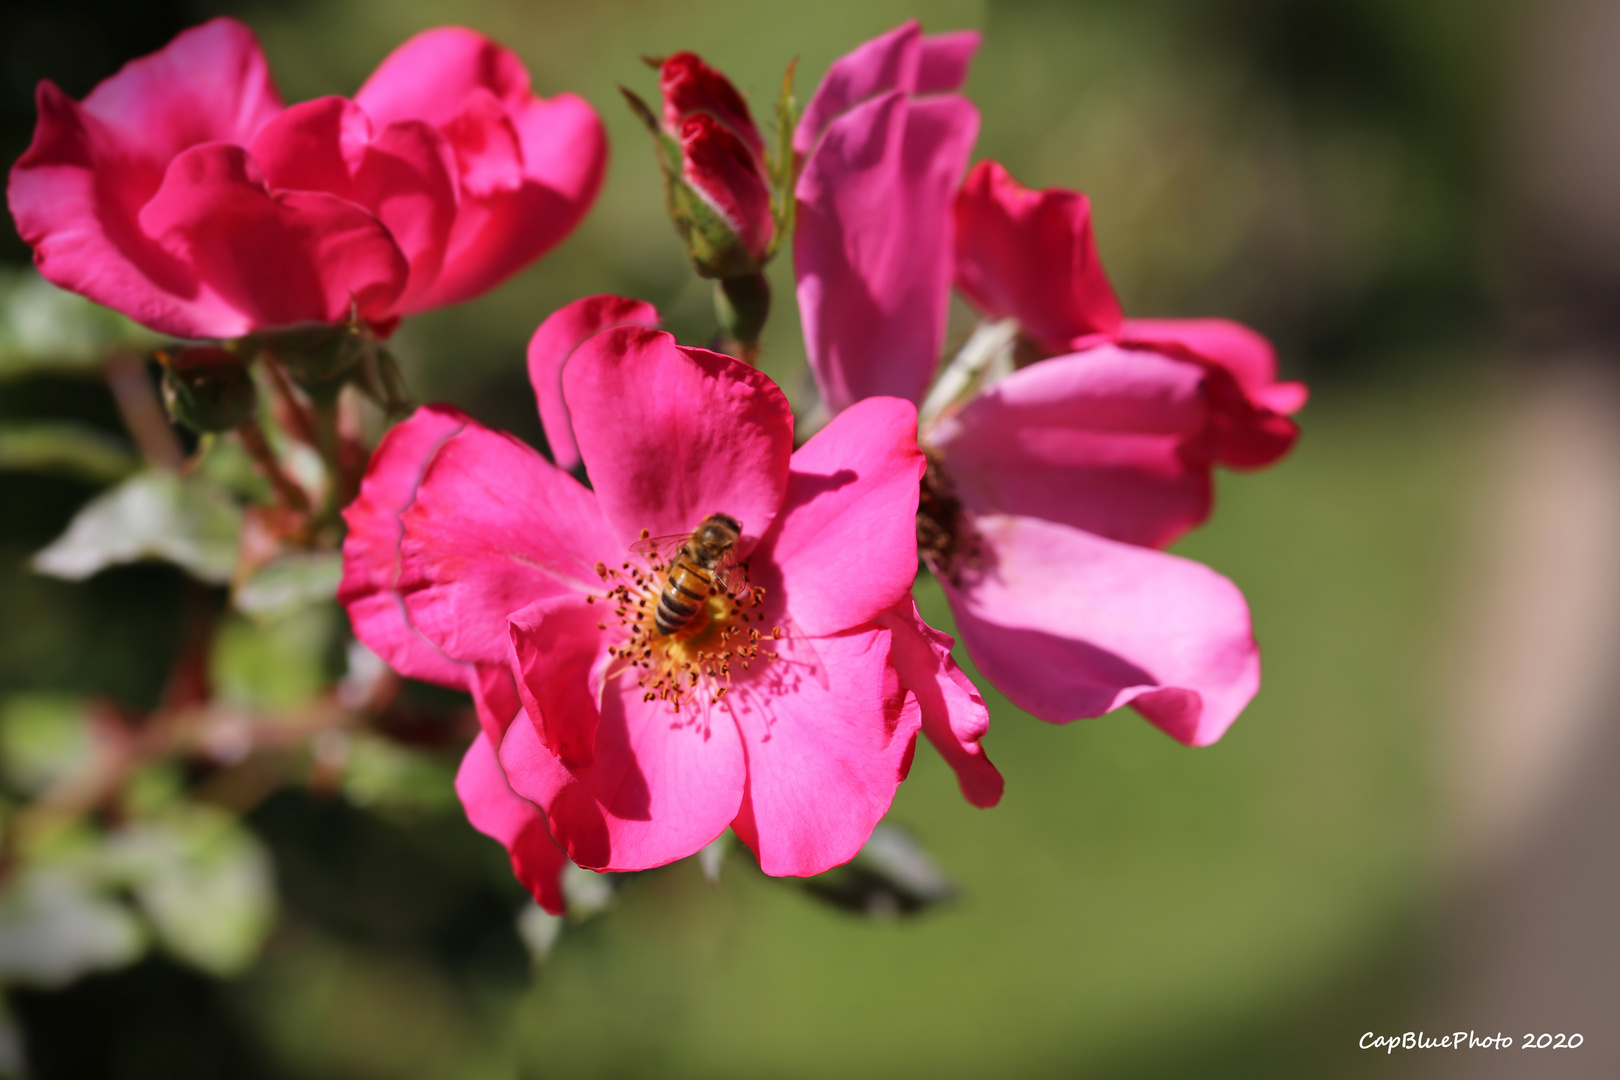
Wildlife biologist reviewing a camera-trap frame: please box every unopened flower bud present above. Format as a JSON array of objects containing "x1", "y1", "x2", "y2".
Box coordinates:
[
  {"x1": 157, "y1": 345, "x2": 257, "y2": 432},
  {"x1": 657, "y1": 51, "x2": 764, "y2": 156},
  {"x1": 251, "y1": 321, "x2": 375, "y2": 403}
]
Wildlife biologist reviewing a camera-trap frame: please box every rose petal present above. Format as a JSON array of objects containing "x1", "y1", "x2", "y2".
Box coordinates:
[
  {"x1": 941, "y1": 514, "x2": 1260, "y2": 746},
  {"x1": 251, "y1": 97, "x2": 457, "y2": 313},
  {"x1": 793, "y1": 21, "x2": 978, "y2": 156},
  {"x1": 930, "y1": 344, "x2": 1213, "y2": 548},
  {"x1": 499, "y1": 686, "x2": 746, "y2": 873},
  {"x1": 527, "y1": 296, "x2": 661, "y2": 472},
  {"x1": 730, "y1": 624, "x2": 919, "y2": 876},
  {"x1": 79, "y1": 17, "x2": 282, "y2": 160},
  {"x1": 875, "y1": 599, "x2": 1001, "y2": 807},
  {"x1": 752, "y1": 396, "x2": 924, "y2": 636},
  {"x1": 795, "y1": 92, "x2": 979, "y2": 413},
  {"x1": 470, "y1": 663, "x2": 524, "y2": 745},
  {"x1": 397, "y1": 418, "x2": 614, "y2": 667},
  {"x1": 138, "y1": 143, "x2": 408, "y2": 329},
  {"x1": 954, "y1": 159, "x2": 1124, "y2": 349},
  {"x1": 680, "y1": 112, "x2": 774, "y2": 261},
  {"x1": 508, "y1": 593, "x2": 612, "y2": 768},
  {"x1": 8, "y1": 84, "x2": 238, "y2": 338},
  {"x1": 339, "y1": 404, "x2": 473, "y2": 689},
  {"x1": 456, "y1": 735, "x2": 568, "y2": 914},
  {"x1": 562, "y1": 327, "x2": 793, "y2": 554},
  {"x1": 659, "y1": 52, "x2": 764, "y2": 155}
]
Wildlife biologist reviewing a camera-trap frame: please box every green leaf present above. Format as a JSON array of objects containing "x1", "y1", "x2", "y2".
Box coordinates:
[
  {"x1": 341, "y1": 735, "x2": 458, "y2": 817},
  {"x1": 104, "y1": 806, "x2": 275, "y2": 977},
  {"x1": 767, "y1": 59, "x2": 800, "y2": 260},
  {"x1": 233, "y1": 552, "x2": 343, "y2": 622},
  {"x1": 0, "y1": 869, "x2": 146, "y2": 987},
  {"x1": 0, "y1": 421, "x2": 139, "y2": 483},
  {"x1": 211, "y1": 604, "x2": 337, "y2": 711},
  {"x1": 0, "y1": 269, "x2": 159, "y2": 381},
  {"x1": 0, "y1": 694, "x2": 93, "y2": 797},
  {"x1": 31, "y1": 469, "x2": 242, "y2": 583}
]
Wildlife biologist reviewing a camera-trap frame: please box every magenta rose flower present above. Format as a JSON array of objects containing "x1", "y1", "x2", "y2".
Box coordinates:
[
  {"x1": 8, "y1": 18, "x2": 605, "y2": 341},
  {"x1": 792, "y1": 28, "x2": 1306, "y2": 745},
  {"x1": 340, "y1": 315, "x2": 997, "y2": 880}
]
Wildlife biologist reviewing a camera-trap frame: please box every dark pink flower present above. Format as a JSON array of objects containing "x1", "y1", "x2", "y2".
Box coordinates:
[
  {"x1": 341, "y1": 313, "x2": 996, "y2": 876},
  {"x1": 339, "y1": 405, "x2": 566, "y2": 912},
  {"x1": 794, "y1": 20, "x2": 982, "y2": 413},
  {"x1": 8, "y1": 19, "x2": 605, "y2": 340},
  {"x1": 658, "y1": 51, "x2": 764, "y2": 157}
]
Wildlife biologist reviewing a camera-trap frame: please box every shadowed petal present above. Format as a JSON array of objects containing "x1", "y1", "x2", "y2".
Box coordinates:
[
  {"x1": 941, "y1": 514, "x2": 1259, "y2": 746},
  {"x1": 500, "y1": 688, "x2": 746, "y2": 873},
  {"x1": 508, "y1": 593, "x2": 612, "y2": 769}
]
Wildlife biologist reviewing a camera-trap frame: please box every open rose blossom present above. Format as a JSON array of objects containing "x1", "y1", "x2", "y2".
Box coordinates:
[
  {"x1": 794, "y1": 31, "x2": 1305, "y2": 744},
  {"x1": 8, "y1": 18, "x2": 605, "y2": 341},
  {"x1": 339, "y1": 306, "x2": 998, "y2": 880}
]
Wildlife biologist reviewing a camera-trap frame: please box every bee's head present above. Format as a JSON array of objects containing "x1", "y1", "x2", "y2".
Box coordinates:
[{"x1": 697, "y1": 513, "x2": 742, "y2": 546}]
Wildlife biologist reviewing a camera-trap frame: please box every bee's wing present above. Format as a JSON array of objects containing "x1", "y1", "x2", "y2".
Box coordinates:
[
  {"x1": 710, "y1": 548, "x2": 745, "y2": 595},
  {"x1": 629, "y1": 532, "x2": 691, "y2": 563}
]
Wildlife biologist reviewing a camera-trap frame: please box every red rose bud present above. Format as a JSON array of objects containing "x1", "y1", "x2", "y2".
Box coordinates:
[
  {"x1": 658, "y1": 51, "x2": 763, "y2": 156},
  {"x1": 680, "y1": 112, "x2": 774, "y2": 266}
]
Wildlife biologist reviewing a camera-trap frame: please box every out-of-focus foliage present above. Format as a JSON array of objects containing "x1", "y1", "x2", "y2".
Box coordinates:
[
  {"x1": 30, "y1": 470, "x2": 242, "y2": 584},
  {"x1": 0, "y1": 270, "x2": 157, "y2": 381}
]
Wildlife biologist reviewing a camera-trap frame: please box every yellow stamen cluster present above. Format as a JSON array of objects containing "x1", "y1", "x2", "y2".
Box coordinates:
[{"x1": 587, "y1": 548, "x2": 783, "y2": 713}]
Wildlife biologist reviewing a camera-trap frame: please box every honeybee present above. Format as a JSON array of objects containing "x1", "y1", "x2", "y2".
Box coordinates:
[{"x1": 631, "y1": 513, "x2": 744, "y2": 636}]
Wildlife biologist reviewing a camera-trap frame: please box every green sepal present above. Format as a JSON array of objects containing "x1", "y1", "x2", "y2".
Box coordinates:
[{"x1": 765, "y1": 59, "x2": 801, "y2": 261}]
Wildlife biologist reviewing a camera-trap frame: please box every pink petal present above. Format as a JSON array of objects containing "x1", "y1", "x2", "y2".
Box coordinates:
[
  {"x1": 562, "y1": 327, "x2": 793, "y2": 555},
  {"x1": 793, "y1": 21, "x2": 977, "y2": 156},
  {"x1": 437, "y1": 89, "x2": 526, "y2": 198},
  {"x1": 137, "y1": 143, "x2": 408, "y2": 330},
  {"x1": 875, "y1": 599, "x2": 1001, "y2": 807},
  {"x1": 795, "y1": 92, "x2": 979, "y2": 413},
  {"x1": 355, "y1": 27, "x2": 533, "y2": 129},
  {"x1": 499, "y1": 688, "x2": 746, "y2": 873},
  {"x1": 929, "y1": 344, "x2": 1214, "y2": 548},
  {"x1": 470, "y1": 663, "x2": 524, "y2": 745},
  {"x1": 8, "y1": 84, "x2": 237, "y2": 338},
  {"x1": 954, "y1": 160, "x2": 1123, "y2": 349},
  {"x1": 250, "y1": 97, "x2": 457, "y2": 314},
  {"x1": 397, "y1": 418, "x2": 614, "y2": 667},
  {"x1": 940, "y1": 514, "x2": 1260, "y2": 746},
  {"x1": 339, "y1": 405, "x2": 473, "y2": 690},
  {"x1": 527, "y1": 296, "x2": 661, "y2": 472},
  {"x1": 1114, "y1": 318, "x2": 1305, "y2": 470},
  {"x1": 730, "y1": 624, "x2": 920, "y2": 876},
  {"x1": 413, "y1": 93, "x2": 606, "y2": 312},
  {"x1": 917, "y1": 30, "x2": 981, "y2": 93},
  {"x1": 456, "y1": 735, "x2": 567, "y2": 915},
  {"x1": 508, "y1": 594, "x2": 611, "y2": 769},
  {"x1": 752, "y1": 396, "x2": 924, "y2": 636},
  {"x1": 78, "y1": 17, "x2": 283, "y2": 160}
]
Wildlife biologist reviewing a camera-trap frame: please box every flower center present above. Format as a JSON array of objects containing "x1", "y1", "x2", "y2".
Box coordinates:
[
  {"x1": 916, "y1": 452, "x2": 980, "y2": 585},
  {"x1": 587, "y1": 545, "x2": 781, "y2": 712}
]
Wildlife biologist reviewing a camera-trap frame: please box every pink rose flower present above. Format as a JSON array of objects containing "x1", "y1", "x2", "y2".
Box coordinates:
[
  {"x1": 340, "y1": 311, "x2": 997, "y2": 881},
  {"x1": 793, "y1": 20, "x2": 982, "y2": 413},
  {"x1": 793, "y1": 29, "x2": 1304, "y2": 745},
  {"x1": 8, "y1": 18, "x2": 605, "y2": 341}
]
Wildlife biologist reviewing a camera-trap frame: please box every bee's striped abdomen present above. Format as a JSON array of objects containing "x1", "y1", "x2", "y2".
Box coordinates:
[{"x1": 654, "y1": 558, "x2": 713, "y2": 636}]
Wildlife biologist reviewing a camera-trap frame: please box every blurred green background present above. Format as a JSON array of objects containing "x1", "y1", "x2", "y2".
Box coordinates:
[{"x1": 0, "y1": 0, "x2": 1553, "y2": 1076}]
